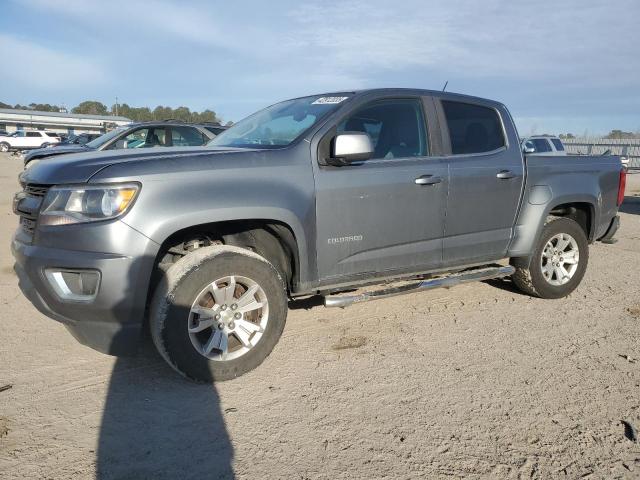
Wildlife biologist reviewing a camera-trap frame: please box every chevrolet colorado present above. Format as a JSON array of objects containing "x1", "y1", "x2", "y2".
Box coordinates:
[{"x1": 12, "y1": 89, "x2": 625, "y2": 382}]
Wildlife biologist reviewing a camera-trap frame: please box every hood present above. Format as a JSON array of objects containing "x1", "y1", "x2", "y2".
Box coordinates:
[
  {"x1": 24, "y1": 144, "x2": 89, "y2": 162},
  {"x1": 20, "y1": 146, "x2": 253, "y2": 185}
]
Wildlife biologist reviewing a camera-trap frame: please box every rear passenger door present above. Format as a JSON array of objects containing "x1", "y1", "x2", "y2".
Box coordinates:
[
  {"x1": 437, "y1": 99, "x2": 524, "y2": 265},
  {"x1": 25, "y1": 131, "x2": 43, "y2": 147}
]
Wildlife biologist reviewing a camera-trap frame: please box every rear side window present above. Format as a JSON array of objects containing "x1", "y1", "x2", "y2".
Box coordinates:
[
  {"x1": 204, "y1": 126, "x2": 226, "y2": 136},
  {"x1": 171, "y1": 126, "x2": 206, "y2": 146},
  {"x1": 442, "y1": 101, "x2": 505, "y2": 155},
  {"x1": 531, "y1": 138, "x2": 552, "y2": 153},
  {"x1": 45, "y1": 132, "x2": 58, "y2": 137},
  {"x1": 550, "y1": 138, "x2": 565, "y2": 151}
]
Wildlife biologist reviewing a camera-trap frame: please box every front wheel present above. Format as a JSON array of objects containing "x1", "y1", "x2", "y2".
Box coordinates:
[
  {"x1": 512, "y1": 217, "x2": 589, "y2": 299},
  {"x1": 0, "y1": 142, "x2": 9, "y2": 152},
  {"x1": 150, "y1": 245, "x2": 288, "y2": 382}
]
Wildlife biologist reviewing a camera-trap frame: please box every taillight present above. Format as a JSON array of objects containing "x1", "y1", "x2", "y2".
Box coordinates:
[{"x1": 617, "y1": 168, "x2": 626, "y2": 207}]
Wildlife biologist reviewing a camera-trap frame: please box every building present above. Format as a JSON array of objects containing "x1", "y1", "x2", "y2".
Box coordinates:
[{"x1": 0, "y1": 108, "x2": 132, "y2": 135}]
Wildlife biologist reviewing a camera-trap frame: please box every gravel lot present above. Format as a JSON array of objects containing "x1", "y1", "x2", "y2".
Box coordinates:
[{"x1": 1, "y1": 152, "x2": 639, "y2": 479}]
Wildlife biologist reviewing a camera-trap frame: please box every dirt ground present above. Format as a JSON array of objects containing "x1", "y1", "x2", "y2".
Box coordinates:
[{"x1": 1, "y1": 152, "x2": 639, "y2": 479}]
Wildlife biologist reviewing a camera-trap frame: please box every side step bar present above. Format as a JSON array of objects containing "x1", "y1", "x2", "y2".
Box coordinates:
[{"x1": 324, "y1": 264, "x2": 515, "y2": 308}]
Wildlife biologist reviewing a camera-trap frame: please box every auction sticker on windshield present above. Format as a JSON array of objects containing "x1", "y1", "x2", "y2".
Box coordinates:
[{"x1": 312, "y1": 96, "x2": 349, "y2": 105}]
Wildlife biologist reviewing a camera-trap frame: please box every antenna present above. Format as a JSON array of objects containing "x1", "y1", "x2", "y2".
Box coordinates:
[{"x1": 442, "y1": 81, "x2": 449, "y2": 92}]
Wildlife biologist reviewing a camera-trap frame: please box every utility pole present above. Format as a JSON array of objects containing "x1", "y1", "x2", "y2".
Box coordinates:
[{"x1": 115, "y1": 97, "x2": 119, "y2": 117}]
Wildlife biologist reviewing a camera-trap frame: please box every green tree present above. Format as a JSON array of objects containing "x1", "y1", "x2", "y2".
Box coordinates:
[
  {"x1": 605, "y1": 129, "x2": 638, "y2": 139},
  {"x1": 72, "y1": 100, "x2": 108, "y2": 115}
]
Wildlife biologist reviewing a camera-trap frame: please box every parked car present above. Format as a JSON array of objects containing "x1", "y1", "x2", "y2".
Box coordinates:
[
  {"x1": 0, "y1": 131, "x2": 60, "y2": 152},
  {"x1": 22, "y1": 121, "x2": 219, "y2": 166},
  {"x1": 12, "y1": 89, "x2": 625, "y2": 383},
  {"x1": 522, "y1": 135, "x2": 567, "y2": 156},
  {"x1": 56, "y1": 132, "x2": 103, "y2": 146},
  {"x1": 201, "y1": 124, "x2": 228, "y2": 136}
]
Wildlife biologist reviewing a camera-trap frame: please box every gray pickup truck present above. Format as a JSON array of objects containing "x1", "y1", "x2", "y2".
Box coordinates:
[{"x1": 12, "y1": 89, "x2": 626, "y2": 382}]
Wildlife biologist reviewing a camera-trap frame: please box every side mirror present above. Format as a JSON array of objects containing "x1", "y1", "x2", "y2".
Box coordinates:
[
  {"x1": 332, "y1": 132, "x2": 373, "y2": 163},
  {"x1": 522, "y1": 141, "x2": 536, "y2": 154},
  {"x1": 114, "y1": 139, "x2": 128, "y2": 149}
]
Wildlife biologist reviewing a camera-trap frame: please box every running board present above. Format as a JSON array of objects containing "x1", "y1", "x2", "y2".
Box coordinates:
[{"x1": 323, "y1": 264, "x2": 515, "y2": 308}]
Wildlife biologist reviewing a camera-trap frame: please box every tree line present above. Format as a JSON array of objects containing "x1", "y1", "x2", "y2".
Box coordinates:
[
  {"x1": 0, "y1": 100, "x2": 231, "y2": 125},
  {"x1": 559, "y1": 130, "x2": 640, "y2": 140}
]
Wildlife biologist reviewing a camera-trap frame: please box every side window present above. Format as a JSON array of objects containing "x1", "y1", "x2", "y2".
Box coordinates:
[
  {"x1": 26, "y1": 132, "x2": 41, "y2": 137},
  {"x1": 145, "y1": 127, "x2": 166, "y2": 147},
  {"x1": 531, "y1": 139, "x2": 552, "y2": 153},
  {"x1": 109, "y1": 128, "x2": 149, "y2": 149},
  {"x1": 171, "y1": 126, "x2": 206, "y2": 146},
  {"x1": 550, "y1": 138, "x2": 565, "y2": 151},
  {"x1": 111, "y1": 127, "x2": 168, "y2": 149},
  {"x1": 442, "y1": 101, "x2": 505, "y2": 155},
  {"x1": 337, "y1": 99, "x2": 427, "y2": 160}
]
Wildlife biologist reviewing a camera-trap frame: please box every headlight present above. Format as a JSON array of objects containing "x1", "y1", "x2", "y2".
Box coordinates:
[
  {"x1": 25, "y1": 159, "x2": 41, "y2": 170},
  {"x1": 39, "y1": 183, "x2": 140, "y2": 226}
]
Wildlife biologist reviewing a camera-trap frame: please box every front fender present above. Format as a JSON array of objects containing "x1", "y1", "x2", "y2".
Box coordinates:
[{"x1": 93, "y1": 149, "x2": 317, "y2": 286}]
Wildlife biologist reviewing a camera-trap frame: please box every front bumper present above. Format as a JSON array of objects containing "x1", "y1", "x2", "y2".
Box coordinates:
[{"x1": 11, "y1": 220, "x2": 159, "y2": 355}]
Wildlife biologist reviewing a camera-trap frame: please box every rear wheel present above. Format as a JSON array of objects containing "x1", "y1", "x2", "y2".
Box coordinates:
[
  {"x1": 512, "y1": 217, "x2": 589, "y2": 299},
  {"x1": 150, "y1": 245, "x2": 287, "y2": 382},
  {"x1": 0, "y1": 142, "x2": 9, "y2": 152}
]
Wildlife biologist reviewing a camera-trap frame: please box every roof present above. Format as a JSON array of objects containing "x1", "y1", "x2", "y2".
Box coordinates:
[
  {"x1": 283, "y1": 88, "x2": 503, "y2": 108},
  {"x1": 0, "y1": 108, "x2": 131, "y2": 122}
]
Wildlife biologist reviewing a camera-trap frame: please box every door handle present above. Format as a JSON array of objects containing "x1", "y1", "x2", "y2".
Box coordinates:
[
  {"x1": 496, "y1": 170, "x2": 516, "y2": 179},
  {"x1": 415, "y1": 175, "x2": 443, "y2": 186}
]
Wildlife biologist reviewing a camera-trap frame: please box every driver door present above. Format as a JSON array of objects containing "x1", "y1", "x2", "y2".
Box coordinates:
[{"x1": 313, "y1": 97, "x2": 447, "y2": 283}]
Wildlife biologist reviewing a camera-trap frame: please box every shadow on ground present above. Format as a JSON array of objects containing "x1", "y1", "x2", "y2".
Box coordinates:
[
  {"x1": 484, "y1": 277, "x2": 529, "y2": 296},
  {"x1": 96, "y1": 339, "x2": 234, "y2": 480},
  {"x1": 619, "y1": 196, "x2": 640, "y2": 215},
  {"x1": 288, "y1": 295, "x2": 324, "y2": 310}
]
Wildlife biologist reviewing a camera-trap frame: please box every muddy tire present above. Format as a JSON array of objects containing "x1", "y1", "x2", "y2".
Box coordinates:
[
  {"x1": 150, "y1": 245, "x2": 287, "y2": 382},
  {"x1": 512, "y1": 217, "x2": 589, "y2": 299},
  {"x1": 0, "y1": 142, "x2": 9, "y2": 153}
]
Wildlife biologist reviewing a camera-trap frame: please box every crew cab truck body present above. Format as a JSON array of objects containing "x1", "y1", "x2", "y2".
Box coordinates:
[{"x1": 12, "y1": 89, "x2": 625, "y2": 382}]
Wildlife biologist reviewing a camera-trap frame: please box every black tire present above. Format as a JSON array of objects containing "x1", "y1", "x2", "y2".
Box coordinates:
[
  {"x1": 511, "y1": 217, "x2": 589, "y2": 299},
  {"x1": 150, "y1": 245, "x2": 287, "y2": 382},
  {"x1": 0, "y1": 142, "x2": 9, "y2": 153},
  {"x1": 40, "y1": 143, "x2": 49, "y2": 148}
]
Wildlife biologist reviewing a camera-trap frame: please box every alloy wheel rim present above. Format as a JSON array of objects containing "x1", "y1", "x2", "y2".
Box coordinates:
[
  {"x1": 540, "y1": 233, "x2": 579, "y2": 286},
  {"x1": 188, "y1": 275, "x2": 269, "y2": 361}
]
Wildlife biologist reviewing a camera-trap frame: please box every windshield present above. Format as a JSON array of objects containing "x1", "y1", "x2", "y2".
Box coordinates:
[
  {"x1": 209, "y1": 94, "x2": 352, "y2": 149},
  {"x1": 86, "y1": 126, "x2": 128, "y2": 149}
]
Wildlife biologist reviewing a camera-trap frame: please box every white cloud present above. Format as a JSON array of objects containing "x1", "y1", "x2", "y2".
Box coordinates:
[
  {"x1": 284, "y1": 0, "x2": 640, "y2": 84},
  {"x1": 0, "y1": 34, "x2": 109, "y2": 91},
  {"x1": 7, "y1": 0, "x2": 640, "y2": 130}
]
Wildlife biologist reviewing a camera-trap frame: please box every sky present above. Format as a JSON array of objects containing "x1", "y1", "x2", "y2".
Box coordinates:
[{"x1": 1, "y1": 0, "x2": 639, "y2": 135}]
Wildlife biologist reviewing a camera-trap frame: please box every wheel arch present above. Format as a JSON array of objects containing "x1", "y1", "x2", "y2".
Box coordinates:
[
  {"x1": 148, "y1": 218, "x2": 303, "y2": 304},
  {"x1": 507, "y1": 193, "x2": 597, "y2": 259}
]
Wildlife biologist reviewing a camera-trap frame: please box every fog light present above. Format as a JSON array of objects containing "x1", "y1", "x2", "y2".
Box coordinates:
[{"x1": 44, "y1": 269, "x2": 100, "y2": 302}]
